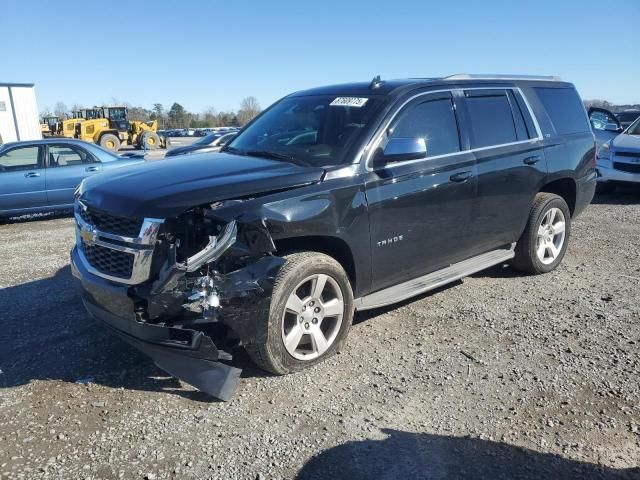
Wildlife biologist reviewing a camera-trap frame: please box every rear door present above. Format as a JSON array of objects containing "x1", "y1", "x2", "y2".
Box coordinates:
[
  {"x1": 460, "y1": 88, "x2": 546, "y2": 253},
  {"x1": 0, "y1": 144, "x2": 47, "y2": 213},
  {"x1": 365, "y1": 91, "x2": 478, "y2": 291},
  {"x1": 45, "y1": 143, "x2": 103, "y2": 206}
]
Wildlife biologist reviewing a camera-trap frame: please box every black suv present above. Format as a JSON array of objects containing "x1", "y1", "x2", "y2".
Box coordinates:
[{"x1": 71, "y1": 75, "x2": 596, "y2": 399}]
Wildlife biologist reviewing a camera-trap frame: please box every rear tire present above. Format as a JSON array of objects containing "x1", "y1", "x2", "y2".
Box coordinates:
[
  {"x1": 99, "y1": 134, "x2": 121, "y2": 152},
  {"x1": 245, "y1": 252, "x2": 354, "y2": 375},
  {"x1": 511, "y1": 193, "x2": 571, "y2": 275}
]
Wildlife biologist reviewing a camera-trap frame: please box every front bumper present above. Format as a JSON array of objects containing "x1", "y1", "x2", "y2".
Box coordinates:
[
  {"x1": 596, "y1": 161, "x2": 640, "y2": 184},
  {"x1": 71, "y1": 246, "x2": 241, "y2": 400}
]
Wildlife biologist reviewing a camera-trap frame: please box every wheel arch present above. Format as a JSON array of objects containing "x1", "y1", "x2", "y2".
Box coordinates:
[
  {"x1": 539, "y1": 178, "x2": 577, "y2": 216},
  {"x1": 274, "y1": 235, "x2": 357, "y2": 293}
]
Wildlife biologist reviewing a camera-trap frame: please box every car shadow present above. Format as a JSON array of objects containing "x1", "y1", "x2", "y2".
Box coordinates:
[
  {"x1": 591, "y1": 185, "x2": 640, "y2": 205},
  {"x1": 0, "y1": 265, "x2": 263, "y2": 402},
  {"x1": 296, "y1": 428, "x2": 639, "y2": 480}
]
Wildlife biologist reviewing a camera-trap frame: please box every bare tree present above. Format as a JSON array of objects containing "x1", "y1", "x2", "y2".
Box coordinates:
[
  {"x1": 53, "y1": 101, "x2": 68, "y2": 118},
  {"x1": 237, "y1": 96, "x2": 261, "y2": 126},
  {"x1": 202, "y1": 106, "x2": 218, "y2": 127}
]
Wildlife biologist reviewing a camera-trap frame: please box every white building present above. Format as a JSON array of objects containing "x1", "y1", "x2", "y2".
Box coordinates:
[{"x1": 0, "y1": 83, "x2": 42, "y2": 144}]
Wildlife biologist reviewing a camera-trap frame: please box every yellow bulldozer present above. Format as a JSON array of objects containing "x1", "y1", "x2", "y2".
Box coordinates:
[{"x1": 75, "y1": 106, "x2": 165, "y2": 151}]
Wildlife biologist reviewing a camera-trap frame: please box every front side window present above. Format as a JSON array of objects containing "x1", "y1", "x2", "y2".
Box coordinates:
[
  {"x1": 0, "y1": 146, "x2": 42, "y2": 172},
  {"x1": 227, "y1": 95, "x2": 383, "y2": 167},
  {"x1": 465, "y1": 92, "x2": 518, "y2": 148},
  {"x1": 48, "y1": 145, "x2": 95, "y2": 167},
  {"x1": 389, "y1": 97, "x2": 460, "y2": 157}
]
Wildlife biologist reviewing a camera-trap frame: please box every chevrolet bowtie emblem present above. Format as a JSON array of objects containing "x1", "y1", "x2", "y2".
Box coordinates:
[{"x1": 80, "y1": 227, "x2": 97, "y2": 244}]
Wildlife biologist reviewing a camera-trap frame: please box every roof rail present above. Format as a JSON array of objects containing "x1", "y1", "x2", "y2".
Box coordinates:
[{"x1": 444, "y1": 74, "x2": 563, "y2": 82}]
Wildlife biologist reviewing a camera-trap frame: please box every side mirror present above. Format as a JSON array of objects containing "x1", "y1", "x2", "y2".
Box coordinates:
[{"x1": 374, "y1": 137, "x2": 426, "y2": 168}]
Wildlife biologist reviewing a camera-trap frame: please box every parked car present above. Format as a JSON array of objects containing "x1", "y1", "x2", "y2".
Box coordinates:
[
  {"x1": 616, "y1": 109, "x2": 640, "y2": 129},
  {"x1": 71, "y1": 74, "x2": 596, "y2": 400},
  {"x1": 165, "y1": 131, "x2": 237, "y2": 157},
  {"x1": 0, "y1": 139, "x2": 145, "y2": 217},
  {"x1": 589, "y1": 107, "x2": 624, "y2": 149},
  {"x1": 592, "y1": 113, "x2": 640, "y2": 193}
]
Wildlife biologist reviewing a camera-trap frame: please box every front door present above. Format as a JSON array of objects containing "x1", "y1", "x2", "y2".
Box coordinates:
[
  {"x1": 365, "y1": 91, "x2": 477, "y2": 292},
  {"x1": 0, "y1": 145, "x2": 47, "y2": 213},
  {"x1": 45, "y1": 143, "x2": 103, "y2": 206}
]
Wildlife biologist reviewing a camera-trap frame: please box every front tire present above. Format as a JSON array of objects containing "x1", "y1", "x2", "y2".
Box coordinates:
[
  {"x1": 511, "y1": 193, "x2": 571, "y2": 275},
  {"x1": 99, "y1": 133, "x2": 121, "y2": 152},
  {"x1": 245, "y1": 252, "x2": 354, "y2": 375},
  {"x1": 141, "y1": 131, "x2": 160, "y2": 149}
]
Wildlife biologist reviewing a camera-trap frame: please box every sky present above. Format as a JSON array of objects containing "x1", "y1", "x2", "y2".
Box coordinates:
[{"x1": 2, "y1": 0, "x2": 638, "y2": 115}]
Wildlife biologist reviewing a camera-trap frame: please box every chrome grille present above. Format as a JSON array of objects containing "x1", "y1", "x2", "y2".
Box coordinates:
[
  {"x1": 78, "y1": 206, "x2": 143, "y2": 237},
  {"x1": 82, "y1": 240, "x2": 134, "y2": 279},
  {"x1": 74, "y1": 201, "x2": 163, "y2": 285},
  {"x1": 613, "y1": 162, "x2": 640, "y2": 174}
]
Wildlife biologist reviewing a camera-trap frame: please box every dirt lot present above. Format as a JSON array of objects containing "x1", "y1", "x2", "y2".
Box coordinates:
[{"x1": 0, "y1": 189, "x2": 639, "y2": 480}]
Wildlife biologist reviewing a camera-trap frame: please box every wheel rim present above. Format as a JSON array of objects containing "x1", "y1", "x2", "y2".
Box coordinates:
[
  {"x1": 147, "y1": 136, "x2": 156, "y2": 145},
  {"x1": 281, "y1": 273, "x2": 344, "y2": 361},
  {"x1": 106, "y1": 140, "x2": 114, "y2": 149},
  {"x1": 536, "y1": 207, "x2": 566, "y2": 265}
]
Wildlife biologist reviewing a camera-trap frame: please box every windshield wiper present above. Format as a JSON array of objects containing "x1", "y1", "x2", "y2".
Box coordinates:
[
  {"x1": 245, "y1": 150, "x2": 306, "y2": 165},
  {"x1": 221, "y1": 145, "x2": 246, "y2": 155}
]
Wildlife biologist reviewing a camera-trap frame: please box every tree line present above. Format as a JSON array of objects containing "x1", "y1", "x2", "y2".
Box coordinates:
[
  {"x1": 583, "y1": 99, "x2": 640, "y2": 111},
  {"x1": 43, "y1": 96, "x2": 262, "y2": 129}
]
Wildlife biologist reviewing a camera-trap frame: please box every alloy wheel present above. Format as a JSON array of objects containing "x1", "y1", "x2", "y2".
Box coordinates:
[
  {"x1": 281, "y1": 273, "x2": 344, "y2": 360},
  {"x1": 536, "y1": 207, "x2": 566, "y2": 265}
]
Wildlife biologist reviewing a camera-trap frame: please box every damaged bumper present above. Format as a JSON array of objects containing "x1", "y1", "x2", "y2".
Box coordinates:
[{"x1": 71, "y1": 246, "x2": 241, "y2": 400}]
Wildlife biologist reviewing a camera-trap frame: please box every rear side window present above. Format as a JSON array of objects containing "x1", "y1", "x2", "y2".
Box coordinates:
[
  {"x1": 391, "y1": 97, "x2": 460, "y2": 157},
  {"x1": 534, "y1": 87, "x2": 590, "y2": 135},
  {"x1": 464, "y1": 92, "x2": 518, "y2": 148}
]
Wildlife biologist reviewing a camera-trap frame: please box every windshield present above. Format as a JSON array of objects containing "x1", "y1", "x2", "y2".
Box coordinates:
[
  {"x1": 195, "y1": 133, "x2": 223, "y2": 146},
  {"x1": 226, "y1": 95, "x2": 382, "y2": 166},
  {"x1": 108, "y1": 109, "x2": 127, "y2": 121},
  {"x1": 627, "y1": 117, "x2": 640, "y2": 135}
]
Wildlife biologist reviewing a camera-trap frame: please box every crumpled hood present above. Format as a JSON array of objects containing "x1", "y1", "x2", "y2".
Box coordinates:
[
  {"x1": 78, "y1": 152, "x2": 324, "y2": 218},
  {"x1": 612, "y1": 133, "x2": 640, "y2": 151}
]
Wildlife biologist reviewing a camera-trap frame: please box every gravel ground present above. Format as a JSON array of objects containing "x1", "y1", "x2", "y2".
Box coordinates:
[{"x1": 0, "y1": 190, "x2": 639, "y2": 480}]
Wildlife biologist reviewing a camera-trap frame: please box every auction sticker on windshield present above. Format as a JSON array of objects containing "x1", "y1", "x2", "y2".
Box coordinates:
[{"x1": 330, "y1": 97, "x2": 369, "y2": 107}]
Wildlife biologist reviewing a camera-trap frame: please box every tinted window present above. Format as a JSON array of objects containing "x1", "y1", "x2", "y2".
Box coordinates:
[
  {"x1": 465, "y1": 93, "x2": 518, "y2": 148},
  {"x1": 391, "y1": 97, "x2": 460, "y2": 157},
  {"x1": 535, "y1": 87, "x2": 589, "y2": 135},
  {"x1": 617, "y1": 111, "x2": 640, "y2": 123},
  {"x1": 0, "y1": 146, "x2": 42, "y2": 172}
]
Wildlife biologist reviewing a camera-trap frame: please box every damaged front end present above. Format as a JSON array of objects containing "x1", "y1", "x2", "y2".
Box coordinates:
[{"x1": 71, "y1": 200, "x2": 284, "y2": 400}]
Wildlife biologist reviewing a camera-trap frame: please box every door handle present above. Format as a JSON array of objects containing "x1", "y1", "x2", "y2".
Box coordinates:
[
  {"x1": 523, "y1": 155, "x2": 541, "y2": 165},
  {"x1": 450, "y1": 171, "x2": 473, "y2": 182},
  {"x1": 24, "y1": 172, "x2": 40, "y2": 178},
  {"x1": 85, "y1": 166, "x2": 99, "y2": 172}
]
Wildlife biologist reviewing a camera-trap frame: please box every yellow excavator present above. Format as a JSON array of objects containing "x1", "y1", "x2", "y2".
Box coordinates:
[{"x1": 75, "y1": 106, "x2": 164, "y2": 151}]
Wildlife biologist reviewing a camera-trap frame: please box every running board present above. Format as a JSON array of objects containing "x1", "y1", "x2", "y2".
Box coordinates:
[{"x1": 354, "y1": 245, "x2": 515, "y2": 311}]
